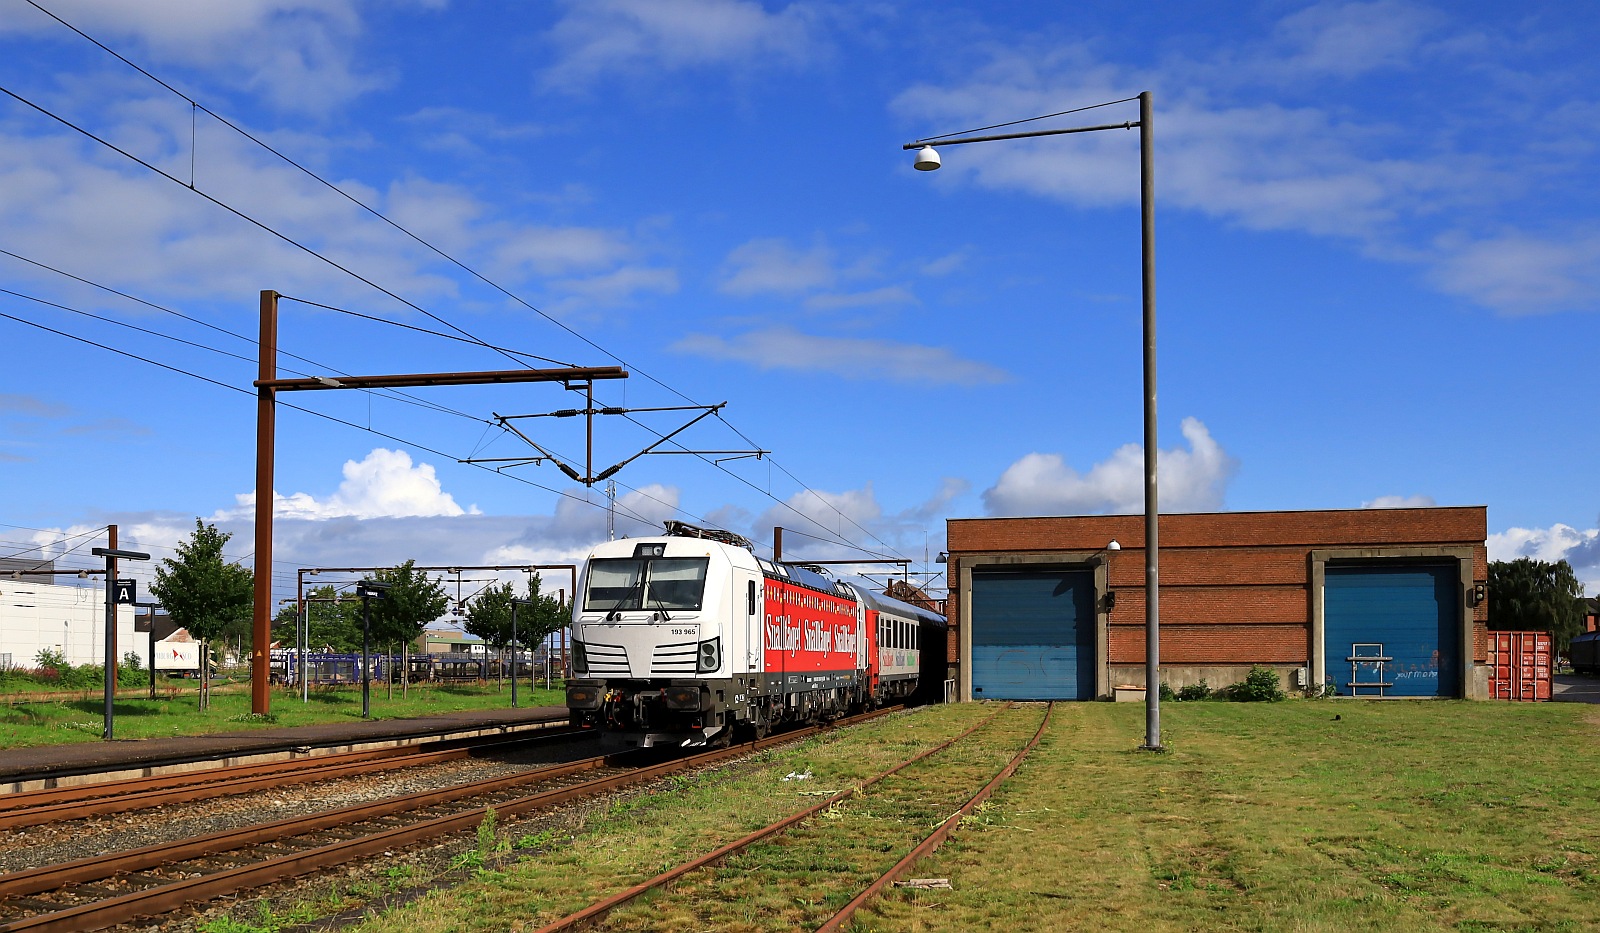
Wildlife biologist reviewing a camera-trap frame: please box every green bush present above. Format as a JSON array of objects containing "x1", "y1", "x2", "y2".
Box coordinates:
[
  {"x1": 1230, "y1": 666, "x2": 1287, "y2": 702},
  {"x1": 3, "y1": 648, "x2": 155, "y2": 691},
  {"x1": 1159, "y1": 680, "x2": 1214, "y2": 702}
]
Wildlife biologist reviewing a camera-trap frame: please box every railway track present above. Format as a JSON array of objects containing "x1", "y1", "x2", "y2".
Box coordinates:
[
  {"x1": 0, "y1": 726, "x2": 589, "y2": 832},
  {"x1": 530, "y1": 702, "x2": 1052, "y2": 933},
  {"x1": 0, "y1": 708, "x2": 901, "y2": 932}
]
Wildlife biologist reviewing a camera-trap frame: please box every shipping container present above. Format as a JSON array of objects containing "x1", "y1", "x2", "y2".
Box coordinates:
[{"x1": 1487, "y1": 631, "x2": 1550, "y2": 701}]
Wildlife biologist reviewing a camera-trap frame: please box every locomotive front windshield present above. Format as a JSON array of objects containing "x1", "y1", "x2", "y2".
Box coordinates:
[{"x1": 584, "y1": 557, "x2": 710, "y2": 612}]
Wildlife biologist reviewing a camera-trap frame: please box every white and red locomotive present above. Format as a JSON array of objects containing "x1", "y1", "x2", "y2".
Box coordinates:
[{"x1": 564, "y1": 521, "x2": 948, "y2": 747}]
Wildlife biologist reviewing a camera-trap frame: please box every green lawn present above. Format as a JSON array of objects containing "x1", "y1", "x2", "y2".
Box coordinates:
[
  {"x1": 326, "y1": 700, "x2": 1600, "y2": 933},
  {"x1": 0, "y1": 680, "x2": 568, "y2": 748}
]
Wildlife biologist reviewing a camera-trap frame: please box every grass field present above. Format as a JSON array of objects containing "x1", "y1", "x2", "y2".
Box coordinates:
[
  {"x1": 0, "y1": 680, "x2": 567, "y2": 748},
  {"x1": 325, "y1": 700, "x2": 1600, "y2": 933}
]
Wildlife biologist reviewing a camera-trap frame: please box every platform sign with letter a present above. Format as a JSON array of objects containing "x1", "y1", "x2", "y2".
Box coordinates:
[{"x1": 114, "y1": 579, "x2": 137, "y2": 605}]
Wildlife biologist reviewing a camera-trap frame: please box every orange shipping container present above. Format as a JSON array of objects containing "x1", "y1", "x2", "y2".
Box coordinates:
[{"x1": 1487, "y1": 631, "x2": 1551, "y2": 701}]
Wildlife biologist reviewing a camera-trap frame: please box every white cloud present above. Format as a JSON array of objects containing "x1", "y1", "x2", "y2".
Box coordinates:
[
  {"x1": 894, "y1": 60, "x2": 1474, "y2": 241},
  {"x1": 541, "y1": 0, "x2": 825, "y2": 90},
  {"x1": 746, "y1": 479, "x2": 966, "y2": 564},
  {"x1": 482, "y1": 483, "x2": 685, "y2": 566},
  {"x1": 1267, "y1": 0, "x2": 1446, "y2": 79},
  {"x1": 982, "y1": 417, "x2": 1238, "y2": 516},
  {"x1": 803, "y1": 286, "x2": 916, "y2": 311},
  {"x1": 0, "y1": 125, "x2": 451, "y2": 305},
  {"x1": 548, "y1": 265, "x2": 680, "y2": 314},
  {"x1": 2, "y1": 0, "x2": 426, "y2": 112},
  {"x1": 1489, "y1": 521, "x2": 1600, "y2": 593},
  {"x1": 760, "y1": 485, "x2": 882, "y2": 547},
  {"x1": 919, "y1": 250, "x2": 970, "y2": 277},
  {"x1": 218, "y1": 448, "x2": 476, "y2": 521},
  {"x1": 718, "y1": 237, "x2": 838, "y2": 296},
  {"x1": 1362, "y1": 494, "x2": 1437, "y2": 509},
  {"x1": 1427, "y1": 232, "x2": 1600, "y2": 315},
  {"x1": 0, "y1": 393, "x2": 70, "y2": 417},
  {"x1": 400, "y1": 107, "x2": 550, "y2": 158},
  {"x1": 673, "y1": 326, "x2": 1010, "y2": 386},
  {"x1": 0, "y1": 114, "x2": 670, "y2": 317},
  {"x1": 889, "y1": 5, "x2": 1594, "y2": 316}
]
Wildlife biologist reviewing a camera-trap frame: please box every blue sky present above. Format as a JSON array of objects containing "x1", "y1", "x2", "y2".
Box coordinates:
[{"x1": 1, "y1": 0, "x2": 1597, "y2": 607}]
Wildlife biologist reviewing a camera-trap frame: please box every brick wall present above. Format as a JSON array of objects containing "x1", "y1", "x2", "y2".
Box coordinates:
[{"x1": 947, "y1": 506, "x2": 1488, "y2": 673}]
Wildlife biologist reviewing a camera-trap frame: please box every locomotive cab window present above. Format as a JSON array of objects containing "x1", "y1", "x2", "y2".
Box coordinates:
[{"x1": 584, "y1": 557, "x2": 711, "y2": 612}]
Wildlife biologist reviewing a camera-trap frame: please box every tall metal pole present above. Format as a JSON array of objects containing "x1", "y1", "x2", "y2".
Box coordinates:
[
  {"x1": 101, "y1": 540, "x2": 116, "y2": 740},
  {"x1": 252, "y1": 290, "x2": 278, "y2": 715},
  {"x1": 297, "y1": 569, "x2": 307, "y2": 703},
  {"x1": 108, "y1": 524, "x2": 118, "y2": 696},
  {"x1": 511, "y1": 600, "x2": 520, "y2": 709},
  {"x1": 147, "y1": 605, "x2": 157, "y2": 700},
  {"x1": 300, "y1": 601, "x2": 309, "y2": 702},
  {"x1": 1139, "y1": 90, "x2": 1161, "y2": 751},
  {"x1": 94, "y1": 542, "x2": 149, "y2": 740},
  {"x1": 361, "y1": 596, "x2": 372, "y2": 719},
  {"x1": 903, "y1": 94, "x2": 1160, "y2": 747}
]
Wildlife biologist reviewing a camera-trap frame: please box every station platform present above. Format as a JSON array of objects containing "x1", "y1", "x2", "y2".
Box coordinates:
[{"x1": 0, "y1": 705, "x2": 570, "y2": 793}]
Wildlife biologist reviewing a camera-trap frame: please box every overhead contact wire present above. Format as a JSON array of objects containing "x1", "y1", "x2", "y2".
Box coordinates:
[{"x1": 10, "y1": 9, "x2": 908, "y2": 561}]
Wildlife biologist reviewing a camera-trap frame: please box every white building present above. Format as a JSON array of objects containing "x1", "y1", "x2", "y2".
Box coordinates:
[{"x1": 0, "y1": 579, "x2": 141, "y2": 670}]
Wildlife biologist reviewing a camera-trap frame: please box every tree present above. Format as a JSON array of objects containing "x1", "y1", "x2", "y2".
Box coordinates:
[
  {"x1": 273, "y1": 585, "x2": 363, "y2": 653},
  {"x1": 368, "y1": 561, "x2": 450, "y2": 698},
  {"x1": 149, "y1": 519, "x2": 253, "y2": 709},
  {"x1": 520, "y1": 572, "x2": 569, "y2": 653},
  {"x1": 462, "y1": 573, "x2": 567, "y2": 694},
  {"x1": 464, "y1": 580, "x2": 516, "y2": 688},
  {"x1": 1488, "y1": 557, "x2": 1588, "y2": 656}
]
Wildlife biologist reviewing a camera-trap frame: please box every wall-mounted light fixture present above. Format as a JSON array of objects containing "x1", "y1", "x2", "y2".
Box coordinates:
[{"x1": 1471, "y1": 582, "x2": 1487, "y2": 607}]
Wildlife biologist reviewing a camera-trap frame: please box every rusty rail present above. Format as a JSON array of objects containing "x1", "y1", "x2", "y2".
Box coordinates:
[
  {"x1": 0, "y1": 725, "x2": 584, "y2": 831},
  {"x1": 0, "y1": 708, "x2": 900, "y2": 933},
  {"x1": 815, "y1": 702, "x2": 1054, "y2": 932},
  {"x1": 530, "y1": 704, "x2": 1010, "y2": 933}
]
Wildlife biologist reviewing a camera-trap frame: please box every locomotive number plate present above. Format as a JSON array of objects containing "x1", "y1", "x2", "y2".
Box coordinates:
[{"x1": 670, "y1": 627, "x2": 697, "y2": 636}]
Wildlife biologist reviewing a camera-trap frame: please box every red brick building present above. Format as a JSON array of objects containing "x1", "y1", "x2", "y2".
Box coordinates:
[{"x1": 945, "y1": 507, "x2": 1489, "y2": 700}]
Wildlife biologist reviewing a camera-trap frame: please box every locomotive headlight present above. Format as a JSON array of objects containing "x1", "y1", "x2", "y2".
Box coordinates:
[
  {"x1": 571, "y1": 641, "x2": 588, "y2": 675},
  {"x1": 696, "y1": 637, "x2": 721, "y2": 673},
  {"x1": 565, "y1": 683, "x2": 600, "y2": 709},
  {"x1": 662, "y1": 685, "x2": 702, "y2": 710}
]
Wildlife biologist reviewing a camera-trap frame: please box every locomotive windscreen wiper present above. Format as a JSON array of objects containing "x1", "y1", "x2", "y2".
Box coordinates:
[{"x1": 645, "y1": 584, "x2": 672, "y2": 622}]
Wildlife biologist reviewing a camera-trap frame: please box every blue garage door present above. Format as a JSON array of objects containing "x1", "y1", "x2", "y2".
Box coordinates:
[
  {"x1": 1325, "y1": 565, "x2": 1460, "y2": 697},
  {"x1": 970, "y1": 568, "x2": 1095, "y2": 700}
]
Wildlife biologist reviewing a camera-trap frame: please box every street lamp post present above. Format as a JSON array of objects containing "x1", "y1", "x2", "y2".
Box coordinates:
[{"x1": 904, "y1": 91, "x2": 1162, "y2": 750}]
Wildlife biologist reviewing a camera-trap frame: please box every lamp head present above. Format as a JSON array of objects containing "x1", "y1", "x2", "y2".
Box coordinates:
[
  {"x1": 1107, "y1": 539, "x2": 1121, "y2": 551},
  {"x1": 913, "y1": 146, "x2": 941, "y2": 171}
]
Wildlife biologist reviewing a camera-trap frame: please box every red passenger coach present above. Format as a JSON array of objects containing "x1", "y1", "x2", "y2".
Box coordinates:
[{"x1": 565, "y1": 521, "x2": 947, "y2": 747}]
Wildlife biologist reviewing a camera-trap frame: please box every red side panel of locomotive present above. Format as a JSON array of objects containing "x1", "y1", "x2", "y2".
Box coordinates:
[{"x1": 761, "y1": 577, "x2": 861, "y2": 677}]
